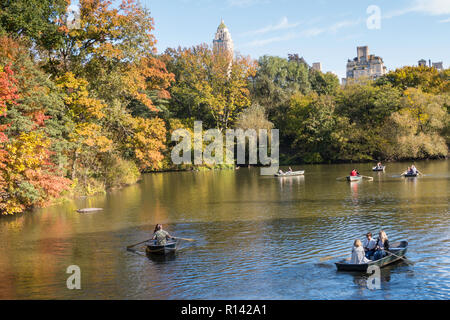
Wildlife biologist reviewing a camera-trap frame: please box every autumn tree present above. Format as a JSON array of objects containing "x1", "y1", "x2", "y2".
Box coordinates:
[
  {"x1": 381, "y1": 88, "x2": 449, "y2": 159},
  {"x1": 0, "y1": 59, "x2": 70, "y2": 215},
  {"x1": 0, "y1": 0, "x2": 67, "y2": 51},
  {"x1": 164, "y1": 44, "x2": 256, "y2": 130},
  {"x1": 379, "y1": 66, "x2": 449, "y2": 94}
]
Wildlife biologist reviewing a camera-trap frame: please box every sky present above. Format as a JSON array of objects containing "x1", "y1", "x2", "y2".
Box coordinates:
[{"x1": 142, "y1": 0, "x2": 450, "y2": 79}]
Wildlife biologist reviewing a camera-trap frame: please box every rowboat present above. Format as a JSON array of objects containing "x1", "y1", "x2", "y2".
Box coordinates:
[
  {"x1": 145, "y1": 240, "x2": 177, "y2": 255},
  {"x1": 274, "y1": 170, "x2": 305, "y2": 177},
  {"x1": 335, "y1": 241, "x2": 408, "y2": 272},
  {"x1": 347, "y1": 175, "x2": 362, "y2": 182},
  {"x1": 403, "y1": 172, "x2": 418, "y2": 178},
  {"x1": 372, "y1": 166, "x2": 386, "y2": 172}
]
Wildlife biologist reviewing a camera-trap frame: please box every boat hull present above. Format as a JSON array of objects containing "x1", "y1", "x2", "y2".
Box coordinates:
[
  {"x1": 347, "y1": 175, "x2": 362, "y2": 182},
  {"x1": 145, "y1": 241, "x2": 177, "y2": 255},
  {"x1": 404, "y1": 173, "x2": 418, "y2": 178},
  {"x1": 335, "y1": 241, "x2": 408, "y2": 272},
  {"x1": 274, "y1": 171, "x2": 305, "y2": 177}
]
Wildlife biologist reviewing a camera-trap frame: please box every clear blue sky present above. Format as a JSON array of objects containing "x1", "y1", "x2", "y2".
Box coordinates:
[{"x1": 142, "y1": 0, "x2": 450, "y2": 79}]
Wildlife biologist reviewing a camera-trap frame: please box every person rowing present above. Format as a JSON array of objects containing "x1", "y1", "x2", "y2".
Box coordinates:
[
  {"x1": 152, "y1": 224, "x2": 175, "y2": 245},
  {"x1": 350, "y1": 169, "x2": 360, "y2": 177}
]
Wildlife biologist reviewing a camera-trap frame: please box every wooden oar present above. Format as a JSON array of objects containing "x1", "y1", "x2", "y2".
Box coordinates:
[
  {"x1": 127, "y1": 239, "x2": 151, "y2": 250},
  {"x1": 361, "y1": 175, "x2": 374, "y2": 181},
  {"x1": 319, "y1": 252, "x2": 351, "y2": 262},
  {"x1": 174, "y1": 237, "x2": 196, "y2": 242},
  {"x1": 336, "y1": 176, "x2": 348, "y2": 181},
  {"x1": 386, "y1": 251, "x2": 414, "y2": 265}
]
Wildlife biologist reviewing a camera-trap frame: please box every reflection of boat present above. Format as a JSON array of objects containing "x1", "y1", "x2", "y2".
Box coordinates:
[
  {"x1": 145, "y1": 240, "x2": 177, "y2": 255},
  {"x1": 77, "y1": 208, "x2": 103, "y2": 213},
  {"x1": 347, "y1": 175, "x2": 362, "y2": 182},
  {"x1": 274, "y1": 170, "x2": 305, "y2": 177},
  {"x1": 335, "y1": 241, "x2": 408, "y2": 272},
  {"x1": 372, "y1": 166, "x2": 385, "y2": 172}
]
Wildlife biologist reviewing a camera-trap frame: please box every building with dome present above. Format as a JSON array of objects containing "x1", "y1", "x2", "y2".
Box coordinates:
[{"x1": 213, "y1": 20, "x2": 234, "y2": 56}]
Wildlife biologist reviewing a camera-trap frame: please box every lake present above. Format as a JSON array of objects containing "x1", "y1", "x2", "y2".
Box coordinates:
[{"x1": 0, "y1": 160, "x2": 448, "y2": 299}]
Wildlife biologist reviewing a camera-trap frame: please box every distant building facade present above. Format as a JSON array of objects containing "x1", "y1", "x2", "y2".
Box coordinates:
[
  {"x1": 312, "y1": 62, "x2": 322, "y2": 72},
  {"x1": 418, "y1": 59, "x2": 427, "y2": 67},
  {"x1": 213, "y1": 20, "x2": 234, "y2": 56},
  {"x1": 343, "y1": 46, "x2": 386, "y2": 84},
  {"x1": 432, "y1": 62, "x2": 444, "y2": 71},
  {"x1": 418, "y1": 59, "x2": 444, "y2": 71}
]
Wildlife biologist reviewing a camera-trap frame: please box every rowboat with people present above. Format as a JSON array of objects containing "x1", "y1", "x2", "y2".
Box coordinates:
[
  {"x1": 372, "y1": 162, "x2": 385, "y2": 172},
  {"x1": 402, "y1": 164, "x2": 421, "y2": 178},
  {"x1": 335, "y1": 241, "x2": 408, "y2": 272},
  {"x1": 274, "y1": 170, "x2": 305, "y2": 177}
]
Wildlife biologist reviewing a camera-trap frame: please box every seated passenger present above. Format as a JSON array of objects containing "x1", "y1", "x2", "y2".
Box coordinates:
[
  {"x1": 363, "y1": 232, "x2": 377, "y2": 260},
  {"x1": 350, "y1": 239, "x2": 370, "y2": 264},
  {"x1": 374, "y1": 230, "x2": 390, "y2": 260}
]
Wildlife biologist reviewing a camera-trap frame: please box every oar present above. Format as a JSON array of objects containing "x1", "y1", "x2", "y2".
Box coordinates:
[
  {"x1": 336, "y1": 176, "x2": 348, "y2": 181},
  {"x1": 174, "y1": 237, "x2": 196, "y2": 242},
  {"x1": 319, "y1": 252, "x2": 351, "y2": 262},
  {"x1": 361, "y1": 175, "x2": 374, "y2": 181},
  {"x1": 126, "y1": 239, "x2": 152, "y2": 250},
  {"x1": 386, "y1": 251, "x2": 414, "y2": 265}
]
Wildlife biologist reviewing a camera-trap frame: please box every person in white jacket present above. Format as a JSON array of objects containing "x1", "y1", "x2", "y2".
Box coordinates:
[{"x1": 350, "y1": 239, "x2": 370, "y2": 264}]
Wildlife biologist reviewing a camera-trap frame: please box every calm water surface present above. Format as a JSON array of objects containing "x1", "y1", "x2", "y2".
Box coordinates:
[{"x1": 0, "y1": 160, "x2": 448, "y2": 299}]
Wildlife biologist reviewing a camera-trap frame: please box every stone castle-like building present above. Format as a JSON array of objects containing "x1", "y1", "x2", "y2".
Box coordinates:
[
  {"x1": 213, "y1": 20, "x2": 234, "y2": 56},
  {"x1": 343, "y1": 46, "x2": 386, "y2": 84},
  {"x1": 418, "y1": 59, "x2": 444, "y2": 71}
]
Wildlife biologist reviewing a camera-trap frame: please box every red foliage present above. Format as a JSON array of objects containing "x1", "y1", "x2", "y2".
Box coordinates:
[{"x1": 0, "y1": 63, "x2": 18, "y2": 117}]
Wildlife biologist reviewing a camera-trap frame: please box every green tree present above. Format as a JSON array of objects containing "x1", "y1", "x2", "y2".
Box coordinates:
[
  {"x1": 379, "y1": 66, "x2": 449, "y2": 94},
  {"x1": 164, "y1": 44, "x2": 256, "y2": 130}
]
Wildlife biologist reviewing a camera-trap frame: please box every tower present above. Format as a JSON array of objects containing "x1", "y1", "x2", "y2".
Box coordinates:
[{"x1": 213, "y1": 20, "x2": 234, "y2": 56}]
